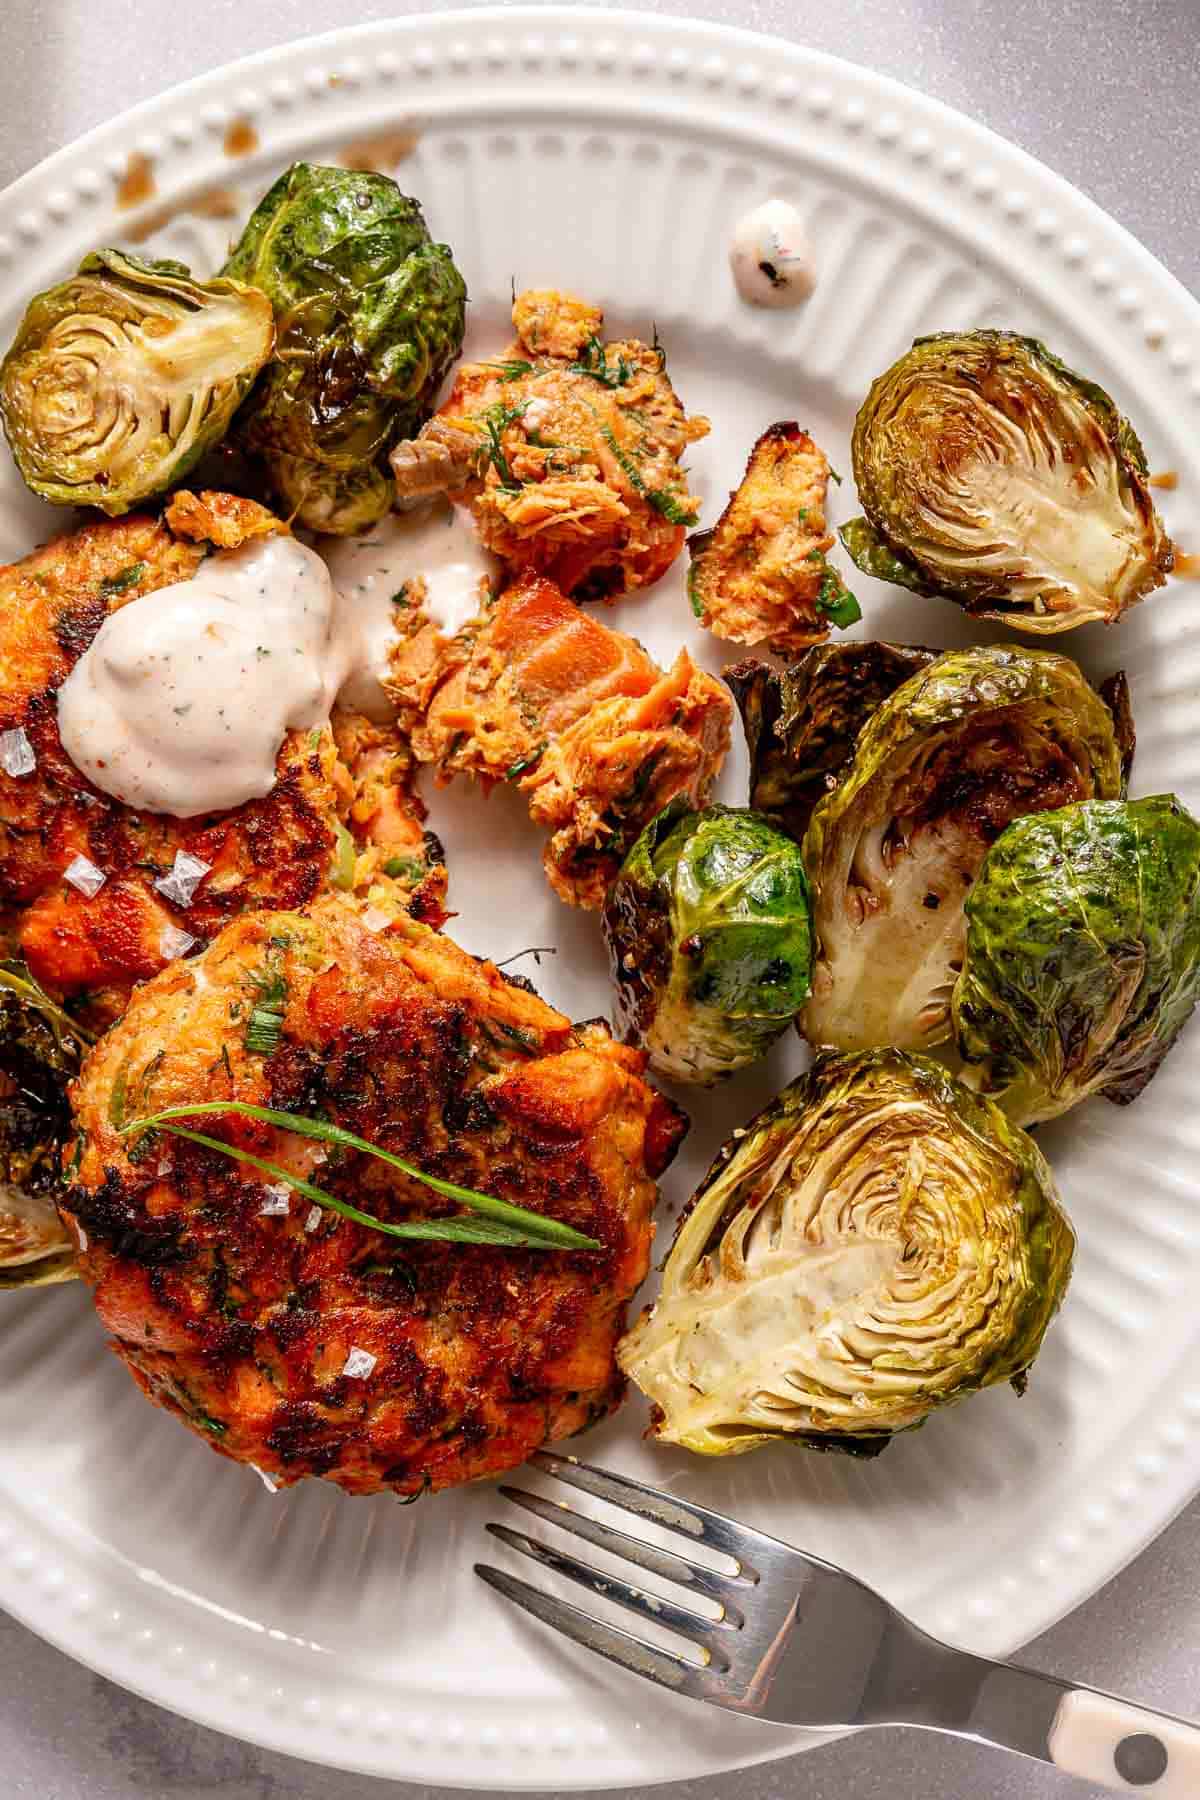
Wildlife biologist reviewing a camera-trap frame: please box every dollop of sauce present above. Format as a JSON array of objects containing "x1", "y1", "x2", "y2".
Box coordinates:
[
  {"x1": 58, "y1": 536, "x2": 350, "y2": 817},
  {"x1": 729, "y1": 198, "x2": 816, "y2": 309},
  {"x1": 320, "y1": 500, "x2": 499, "y2": 719}
]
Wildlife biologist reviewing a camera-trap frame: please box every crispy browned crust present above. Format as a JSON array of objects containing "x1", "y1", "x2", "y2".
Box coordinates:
[
  {"x1": 414, "y1": 573, "x2": 732, "y2": 907},
  {"x1": 0, "y1": 494, "x2": 442, "y2": 1024},
  {"x1": 687, "y1": 423, "x2": 850, "y2": 654},
  {"x1": 65, "y1": 897, "x2": 685, "y2": 1496}
]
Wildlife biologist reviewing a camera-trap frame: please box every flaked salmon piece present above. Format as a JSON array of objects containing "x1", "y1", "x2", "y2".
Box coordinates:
[
  {"x1": 415, "y1": 574, "x2": 659, "y2": 777},
  {"x1": 414, "y1": 573, "x2": 732, "y2": 907},
  {"x1": 686, "y1": 423, "x2": 860, "y2": 654},
  {"x1": 393, "y1": 288, "x2": 709, "y2": 602},
  {"x1": 164, "y1": 489, "x2": 282, "y2": 550},
  {"x1": 512, "y1": 290, "x2": 604, "y2": 359},
  {"x1": 524, "y1": 651, "x2": 733, "y2": 908}
]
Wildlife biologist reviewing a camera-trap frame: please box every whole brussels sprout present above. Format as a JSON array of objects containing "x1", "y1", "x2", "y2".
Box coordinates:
[
  {"x1": 801, "y1": 645, "x2": 1122, "y2": 1054},
  {"x1": 619, "y1": 1048, "x2": 1074, "y2": 1456},
  {"x1": 725, "y1": 642, "x2": 936, "y2": 844},
  {"x1": 0, "y1": 250, "x2": 274, "y2": 514},
  {"x1": 222, "y1": 163, "x2": 468, "y2": 534},
  {"x1": 841, "y1": 331, "x2": 1174, "y2": 633},
  {"x1": 604, "y1": 802, "x2": 813, "y2": 1084},
  {"x1": 953, "y1": 795, "x2": 1200, "y2": 1125}
]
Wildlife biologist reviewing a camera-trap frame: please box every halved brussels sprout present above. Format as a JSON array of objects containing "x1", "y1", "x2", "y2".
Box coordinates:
[
  {"x1": 954, "y1": 795, "x2": 1200, "y2": 1125},
  {"x1": 223, "y1": 163, "x2": 468, "y2": 534},
  {"x1": 801, "y1": 645, "x2": 1122, "y2": 1053},
  {"x1": 0, "y1": 961, "x2": 89, "y2": 1289},
  {"x1": 0, "y1": 250, "x2": 274, "y2": 514},
  {"x1": 619, "y1": 1048, "x2": 1073, "y2": 1456},
  {"x1": 0, "y1": 1188, "x2": 76, "y2": 1289},
  {"x1": 841, "y1": 331, "x2": 1174, "y2": 632},
  {"x1": 604, "y1": 802, "x2": 813, "y2": 1084},
  {"x1": 726, "y1": 642, "x2": 936, "y2": 844}
]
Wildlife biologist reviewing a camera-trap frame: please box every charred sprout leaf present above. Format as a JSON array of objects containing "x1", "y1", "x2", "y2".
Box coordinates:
[
  {"x1": 619, "y1": 1048, "x2": 1073, "y2": 1455},
  {"x1": 801, "y1": 645, "x2": 1122, "y2": 1054},
  {"x1": 223, "y1": 163, "x2": 467, "y2": 534},
  {"x1": 0, "y1": 961, "x2": 92, "y2": 1288},
  {"x1": 726, "y1": 642, "x2": 936, "y2": 844},
  {"x1": 0, "y1": 249, "x2": 274, "y2": 514},
  {"x1": 1098, "y1": 670, "x2": 1136, "y2": 794},
  {"x1": 953, "y1": 796, "x2": 1200, "y2": 1125},
  {"x1": 843, "y1": 331, "x2": 1174, "y2": 632},
  {"x1": 604, "y1": 801, "x2": 813, "y2": 1084}
]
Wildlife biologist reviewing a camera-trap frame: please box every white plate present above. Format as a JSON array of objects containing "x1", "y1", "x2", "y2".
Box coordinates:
[{"x1": 1, "y1": 8, "x2": 1199, "y2": 1789}]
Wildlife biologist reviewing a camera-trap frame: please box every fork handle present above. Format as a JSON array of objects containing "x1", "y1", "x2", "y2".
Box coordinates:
[
  {"x1": 1045, "y1": 1687, "x2": 1200, "y2": 1794},
  {"x1": 870, "y1": 1619, "x2": 1200, "y2": 1793}
]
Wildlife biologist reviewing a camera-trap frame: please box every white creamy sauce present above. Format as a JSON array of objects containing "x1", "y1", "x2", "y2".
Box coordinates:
[
  {"x1": 320, "y1": 501, "x2": 498, "y2": 720},
  {"x1": 729, "y1": 198, "x2": 817, "y2": 308},
  {"x1": 57, "y1": 535, "x2": 351, "y2": 818}
]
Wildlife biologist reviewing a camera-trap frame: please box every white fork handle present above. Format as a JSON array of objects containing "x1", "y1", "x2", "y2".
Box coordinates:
[{"x1": 1047, "y1": 1688, "x2": 1200, "y2": 1794}]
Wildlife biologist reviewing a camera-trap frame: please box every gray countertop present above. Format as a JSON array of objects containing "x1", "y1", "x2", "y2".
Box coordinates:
[{"x1": 2, "y1": 2, "x2": 1199, "y2": 1796}]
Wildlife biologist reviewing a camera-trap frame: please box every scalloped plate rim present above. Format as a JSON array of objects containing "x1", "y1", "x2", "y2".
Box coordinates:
[{"x1": 0, "y1": 8, "x2": 1197, "y2": 1789}]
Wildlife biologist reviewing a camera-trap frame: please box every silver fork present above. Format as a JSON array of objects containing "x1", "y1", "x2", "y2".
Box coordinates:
[{"x1": 477, "y1": 1451, "x2": 1200, "y2": 1795}]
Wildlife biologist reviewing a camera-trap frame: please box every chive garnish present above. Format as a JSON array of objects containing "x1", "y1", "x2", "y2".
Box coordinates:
[{"x1": 118, "y1": 1101, "x2": 599, "y2": 1251}]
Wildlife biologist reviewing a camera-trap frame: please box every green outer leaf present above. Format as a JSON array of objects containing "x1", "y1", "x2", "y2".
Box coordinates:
[
  {"x1": 222, "y1": 163, "x2": 467, "y2": 535},
  {"x1": 0, "y1": 248, "x2": 274, "y2": 514},
  {"x1": 604, "y1": 802, "x2": 813, "y2": 1085},
  {"x1": 838, "y1": 516, "x2": 934, "y2": 596},
  {"x1": 618, "y1": 1047, "x2": 1074, "y2": 1456},
  {"x1": 120, "y1": 1101, "x2": 598, "y2": 1249},
  {"x1": 848, "y1": 329, "x2": 1173, "y2": 630},
  {"x1": 800, "y1": 643, "x2": 1123, "y2": 1054},
  {"x1": 953, "y1": 795, "x2": 1200, "y2": 1124}
]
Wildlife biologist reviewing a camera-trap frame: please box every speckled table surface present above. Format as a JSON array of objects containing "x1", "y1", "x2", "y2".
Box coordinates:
[{"x1": 1, "y1": 2, "x2": 1198, "y2": 1797}]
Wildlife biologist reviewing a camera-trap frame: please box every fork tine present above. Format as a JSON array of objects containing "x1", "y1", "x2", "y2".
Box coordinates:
[
  {"x1": 475, "y1": 1562, "x2": 725, "y2": 1705},
  {"x1": 485, "y1": 1522, "x2": 733, "y2": 1663},
  {"x1": 530, "y1": 1450, "x2": 766, "y2": 1576},
  {"x1": 499, "y1": 1484, "x2": 748, "y2": 1621}
]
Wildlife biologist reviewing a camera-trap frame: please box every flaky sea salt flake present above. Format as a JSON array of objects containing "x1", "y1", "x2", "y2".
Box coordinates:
[
  {"x1": 0, "y1": 727, "x2": 35, "y2": 777},
  {"x1": 154, "y1": 849, "x2": 212, "y2": 908},
  {"x1": 63, "y1": 853, "x2": 106, "y2": 897},
  {"x1": 158, "y1": 924, "x2": 196, "y2": 961},
  {"x1": 258, "y1": 1183, "x2": 292, "y2": 1217}
]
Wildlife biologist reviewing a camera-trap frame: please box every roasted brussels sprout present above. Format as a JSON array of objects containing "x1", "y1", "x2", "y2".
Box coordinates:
[
  {"x1": 801, "y1": 645, "x2": 1122, "y2": 1053},
  {"x1": 1098, "y1": 670, "x2": 1137, "y2": 793},
  {"x1": 223, "y1": 162, "x2": 468, "y2": 534},
  {"x1": 726, "y1": 642, "x2": 935, "y2": 843},
  {"x1": 0, "y1": 962, "x2": 89, "y2": 1289},
  {"x1": 604, "y1": 802, "x2": 813, "y2": 1084},
  {"x1": 619, "y1": 1048, "x2": 1073, "y2": 1455},
  {"x1": 954, "y1": 796, "x2": 1200, "y2": 1124},
  {"x1": 841, "y1": 331, "x2": 1174, "y2": 632},
  {"x1": 0, "y1": 250, "x2": 274, "y2": 514}
]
